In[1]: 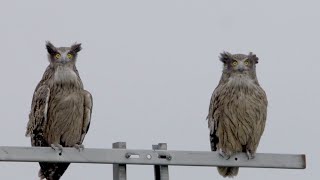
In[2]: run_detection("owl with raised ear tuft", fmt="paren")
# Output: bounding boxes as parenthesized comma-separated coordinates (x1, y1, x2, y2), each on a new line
(207, 52, 268, 177)
(26, 41, 93, 180)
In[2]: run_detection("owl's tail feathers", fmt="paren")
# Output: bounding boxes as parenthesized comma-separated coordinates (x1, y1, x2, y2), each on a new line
(217, 167, 239, 178)
(38, 162, 70, 180)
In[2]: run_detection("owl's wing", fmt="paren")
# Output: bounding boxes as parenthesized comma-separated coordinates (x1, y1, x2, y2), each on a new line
(26, 85, 50, 146)
(79, 90, 93, 144)
(207, 89, 220, 151)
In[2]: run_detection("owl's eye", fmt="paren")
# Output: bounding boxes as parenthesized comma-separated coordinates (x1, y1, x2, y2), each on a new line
(67, 53, 73, 59)
(54, 54, 61, 59)
(244, 60, 250, 65)
(232, 61, 238, 66)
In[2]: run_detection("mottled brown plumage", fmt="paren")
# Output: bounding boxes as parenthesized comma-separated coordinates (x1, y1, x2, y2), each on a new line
(26, 41, 92, 180)
(207, 52, 267, 177)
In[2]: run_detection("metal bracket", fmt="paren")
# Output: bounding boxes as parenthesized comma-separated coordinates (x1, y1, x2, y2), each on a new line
(153, 143, 169, 180)
(113, 142, 127, 180)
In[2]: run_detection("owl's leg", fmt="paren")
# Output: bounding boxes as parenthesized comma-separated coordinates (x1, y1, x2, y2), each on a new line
(245, 141, 257, 160)
(246, 133, 261, 159)
(246, 149, 255, 160)
(217, 129, 238, 160)
(218, 148, 232, 160)
(73, 143, 84, 151)
(51, 143, 63, 153)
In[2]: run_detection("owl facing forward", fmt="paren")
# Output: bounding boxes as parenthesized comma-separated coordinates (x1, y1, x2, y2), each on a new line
(26, 42, 93, 180)
(207, 52, 268, 177)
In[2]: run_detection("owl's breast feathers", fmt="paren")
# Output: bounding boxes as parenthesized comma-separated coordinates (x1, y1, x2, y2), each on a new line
(45, 91, 85, 146)
(209, 75, 267, 149)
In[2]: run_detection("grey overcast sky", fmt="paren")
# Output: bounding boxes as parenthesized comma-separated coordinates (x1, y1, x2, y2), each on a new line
(0, 0, 316, 179)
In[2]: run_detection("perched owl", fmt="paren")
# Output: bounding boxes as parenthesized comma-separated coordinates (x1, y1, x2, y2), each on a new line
(25, 41, 93, 180)
(207, 52, 268, 177)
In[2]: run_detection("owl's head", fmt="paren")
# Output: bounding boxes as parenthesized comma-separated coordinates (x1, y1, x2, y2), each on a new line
(219, 52, 258, 75)
(46, 41, 82, 66)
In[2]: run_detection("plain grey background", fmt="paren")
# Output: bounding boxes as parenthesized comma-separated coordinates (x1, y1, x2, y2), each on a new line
(0, 0, 316, 179)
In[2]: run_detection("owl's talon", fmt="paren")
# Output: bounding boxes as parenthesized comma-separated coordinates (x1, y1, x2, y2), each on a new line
(73, 144, 84, 151)
(51, 143, 63, 153)
(246, 149, 255, 160)
(219, 149, 231, 160)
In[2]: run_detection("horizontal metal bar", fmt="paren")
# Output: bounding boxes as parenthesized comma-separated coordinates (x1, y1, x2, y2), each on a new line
(0, 146, 306, 169)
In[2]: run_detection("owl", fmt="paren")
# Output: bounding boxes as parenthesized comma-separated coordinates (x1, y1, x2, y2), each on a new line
(207, 52, 268, 177)
(25, 41, 93, 180)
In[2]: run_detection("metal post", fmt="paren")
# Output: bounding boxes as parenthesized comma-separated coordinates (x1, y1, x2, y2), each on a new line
(113, 142, 127, 180)
(153, 143, 169, 180)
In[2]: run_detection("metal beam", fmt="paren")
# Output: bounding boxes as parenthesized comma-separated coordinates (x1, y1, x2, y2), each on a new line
(0, 146, 306, 169)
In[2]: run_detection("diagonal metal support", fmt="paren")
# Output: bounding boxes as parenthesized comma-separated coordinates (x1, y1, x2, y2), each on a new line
(153, 143, 169, 180)
(113, 142, 127, 180)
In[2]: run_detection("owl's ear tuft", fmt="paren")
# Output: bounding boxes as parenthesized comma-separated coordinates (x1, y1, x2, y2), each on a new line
(71, 43, 82, 53)
(248, 52, 259, 64)
(219, 52, 232, 63)
(45, 41, 57, 55)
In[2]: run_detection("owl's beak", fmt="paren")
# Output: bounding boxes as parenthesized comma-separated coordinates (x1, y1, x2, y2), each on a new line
(238, 68, 245, 73)
(237, 64, 246, 73)
(60, 59, 69, 64)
